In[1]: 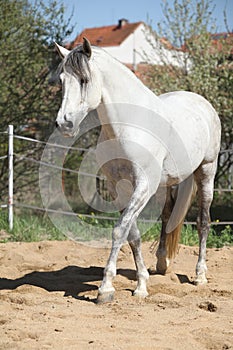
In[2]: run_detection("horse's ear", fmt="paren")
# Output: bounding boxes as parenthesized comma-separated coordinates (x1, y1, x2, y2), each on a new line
(83, 37, 92, 58)
(54, 42, 70, 59)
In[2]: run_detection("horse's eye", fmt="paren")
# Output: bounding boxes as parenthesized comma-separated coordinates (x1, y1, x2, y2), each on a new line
(80, 78, 88, 85)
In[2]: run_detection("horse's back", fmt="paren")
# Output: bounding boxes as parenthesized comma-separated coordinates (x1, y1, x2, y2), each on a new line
(159, 91, 221, 163)
(159, 91, 219, 126)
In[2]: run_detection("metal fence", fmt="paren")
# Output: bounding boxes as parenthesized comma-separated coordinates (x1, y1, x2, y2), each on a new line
(0, 125, 232, 231)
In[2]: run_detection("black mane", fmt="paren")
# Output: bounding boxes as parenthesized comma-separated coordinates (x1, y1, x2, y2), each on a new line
(64, 45, 91, 85)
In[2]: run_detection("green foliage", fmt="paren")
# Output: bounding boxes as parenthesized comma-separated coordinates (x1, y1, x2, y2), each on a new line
(141, 221, 232, 248)
(180, 225, 199, 246)
(181, 224, 233, 248)
(0, 0, 72, 132)
(157, 0, 216, 48)
(0, 0, 73, 202)
(141, 223, 161, 242)
(0, 211, 65, 242)
(0, 210, 231, 248)
(77, 212, 117, 229)
(207, 225, 233, 248)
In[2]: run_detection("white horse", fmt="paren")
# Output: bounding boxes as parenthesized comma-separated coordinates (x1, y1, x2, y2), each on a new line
(55, 38, 221, 303)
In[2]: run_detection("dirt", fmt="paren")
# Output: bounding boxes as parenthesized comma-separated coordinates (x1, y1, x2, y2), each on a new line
(0, 240, 232, 350)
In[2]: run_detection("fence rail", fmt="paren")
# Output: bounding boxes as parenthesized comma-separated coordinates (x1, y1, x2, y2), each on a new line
(0, 125, 232, 231)
(14, 153, 105, 180)
(13, 202, 233, 226)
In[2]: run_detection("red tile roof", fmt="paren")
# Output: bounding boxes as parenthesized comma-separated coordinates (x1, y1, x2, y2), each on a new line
(210, 32, 233, 54)
(182, 32, 233, 55)
(125, 63, 154, 83)
(70, 21, 143, 48)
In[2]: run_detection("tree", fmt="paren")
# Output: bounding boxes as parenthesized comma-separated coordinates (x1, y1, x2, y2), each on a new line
(0, 0, 73, 202)
(146, 0, 233, 189)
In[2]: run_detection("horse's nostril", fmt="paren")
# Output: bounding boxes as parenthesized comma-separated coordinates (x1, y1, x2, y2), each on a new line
(55, 121, 59, 128)
(64, 115, 73, 129)
(66, 120, 73, 129)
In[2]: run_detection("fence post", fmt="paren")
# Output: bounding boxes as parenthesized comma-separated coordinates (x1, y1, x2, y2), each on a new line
(8, 125, 14, 231)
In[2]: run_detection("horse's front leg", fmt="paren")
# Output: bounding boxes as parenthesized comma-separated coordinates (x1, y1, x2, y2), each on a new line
(97, 181, 150, 303)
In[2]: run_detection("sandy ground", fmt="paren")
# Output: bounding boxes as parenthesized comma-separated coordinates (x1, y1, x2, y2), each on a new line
(0, 240, 232, 350)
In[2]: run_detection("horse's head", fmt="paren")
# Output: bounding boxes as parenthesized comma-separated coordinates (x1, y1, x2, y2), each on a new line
(55, 38, 102, 137)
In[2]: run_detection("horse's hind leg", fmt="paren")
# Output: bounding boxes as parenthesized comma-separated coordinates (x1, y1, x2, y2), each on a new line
(128, 221, 149, 298)
(155, 186, 180, 274)
(154, 175, 195, 275)
(194, 160, 217, 285)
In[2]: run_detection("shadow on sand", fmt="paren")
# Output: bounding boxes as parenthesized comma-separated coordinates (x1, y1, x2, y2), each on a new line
(0, 265, 138, 303)
(0, 265, 193, 304)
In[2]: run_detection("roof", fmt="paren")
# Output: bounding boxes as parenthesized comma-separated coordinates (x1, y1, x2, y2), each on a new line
(210, 32, 233, 54)
(70, 20, 143, 48)
(182, 32, 233, 55)
(125, 63, 154, 83)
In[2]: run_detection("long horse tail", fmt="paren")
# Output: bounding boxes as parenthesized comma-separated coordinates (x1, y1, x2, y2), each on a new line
(165, 175, 197, 259)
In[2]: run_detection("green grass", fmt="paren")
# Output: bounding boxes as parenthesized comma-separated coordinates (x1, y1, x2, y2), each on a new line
(0, 210, 232, 248)
(141, 222, 233, 248)
(0, 211, 66, 242)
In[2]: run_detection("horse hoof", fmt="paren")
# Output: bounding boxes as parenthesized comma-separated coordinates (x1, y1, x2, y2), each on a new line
(155, 258, 171, 275)
(148, 264, 157, 275)
(133, 289, 148, 299)
(96, 291, 115, 304)
(149, 263, 168, 275)
(194, 275, 208, 286)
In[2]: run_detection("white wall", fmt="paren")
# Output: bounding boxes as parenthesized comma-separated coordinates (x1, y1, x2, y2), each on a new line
(103, 23, 186, 68)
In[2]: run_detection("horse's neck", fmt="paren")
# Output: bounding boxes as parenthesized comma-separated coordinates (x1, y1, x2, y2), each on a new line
(94, 49, 164, 143)
(94, 49, 161, 109)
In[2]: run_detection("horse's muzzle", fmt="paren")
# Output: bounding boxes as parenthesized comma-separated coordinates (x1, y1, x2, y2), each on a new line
(55, 119, 76, 137)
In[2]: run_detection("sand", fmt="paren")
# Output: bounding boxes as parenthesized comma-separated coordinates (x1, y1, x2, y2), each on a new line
(0, 240, 232, 349)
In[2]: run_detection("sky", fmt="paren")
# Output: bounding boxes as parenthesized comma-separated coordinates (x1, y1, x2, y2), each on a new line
(43, 0, 233, 41)
(34, 0, 233, 41)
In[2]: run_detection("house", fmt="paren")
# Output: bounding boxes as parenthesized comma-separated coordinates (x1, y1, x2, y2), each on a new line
(182, 32, 233, 58)
(210, 32, 233, 60)
(70, 19, 185, 69)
